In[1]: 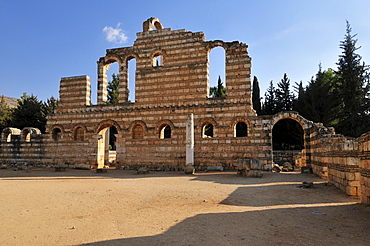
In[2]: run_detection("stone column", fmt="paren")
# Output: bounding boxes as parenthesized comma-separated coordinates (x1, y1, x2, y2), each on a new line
(185, 113, 195, 174)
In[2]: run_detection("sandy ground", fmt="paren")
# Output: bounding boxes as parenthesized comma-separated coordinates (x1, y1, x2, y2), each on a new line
(0, 168, 369, 246)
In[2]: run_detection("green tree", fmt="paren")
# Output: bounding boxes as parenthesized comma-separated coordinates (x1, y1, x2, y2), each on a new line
(261, 80, 277, 115)
(275, 73, 294, 112)
(42, 96, 59, 116)
(107, 73, 119, 104)
(0, 96, 12, 132)
(335, 21, 370, 137)
(210, 76, 226, 98)
(7, 93, 46, 132)
(252, 76, 262, 115)
(304, 69, 339, 126)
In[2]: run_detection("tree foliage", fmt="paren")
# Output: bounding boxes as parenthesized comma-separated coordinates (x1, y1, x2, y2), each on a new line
(0, 96, 12, 132)
(275, 73, 294, 112)
(261, 81, 277, 115)
(107, 73, 119, 104)
(4, 93, 58, 133)
(334, 21, 370, 137)
(210, 76, 226, 98)
(252, 76, 262, 115)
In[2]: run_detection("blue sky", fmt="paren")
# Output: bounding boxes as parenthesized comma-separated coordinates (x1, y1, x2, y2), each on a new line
(1, 0, 370, 103)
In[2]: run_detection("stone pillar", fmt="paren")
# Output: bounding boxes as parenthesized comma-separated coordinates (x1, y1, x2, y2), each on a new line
(185, 114, 195, 174)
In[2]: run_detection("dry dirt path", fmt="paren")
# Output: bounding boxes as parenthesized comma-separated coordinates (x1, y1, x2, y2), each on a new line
(0, 168, 369, 246)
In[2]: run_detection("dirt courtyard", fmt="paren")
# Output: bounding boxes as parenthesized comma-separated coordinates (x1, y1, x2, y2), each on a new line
(0, 168, 369, 246)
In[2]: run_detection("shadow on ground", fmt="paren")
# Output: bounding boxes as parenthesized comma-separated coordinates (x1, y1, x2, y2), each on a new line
(79, 203, 370, 246)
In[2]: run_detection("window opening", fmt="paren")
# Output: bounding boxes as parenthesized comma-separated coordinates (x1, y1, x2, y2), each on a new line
(203, 124, 214, 138)
(235, 122, 248, 137)
(153, 54, 163, 67)
(160, 125, 171, 139)
(106, 62, 119, 104)
(209, 46, 226, 97)
(128, 58, 136, 102)
(52, 128, 62, 141)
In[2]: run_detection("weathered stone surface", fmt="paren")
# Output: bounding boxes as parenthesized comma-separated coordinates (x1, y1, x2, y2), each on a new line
(137, 167, 149, 174)
(206, 166, 224, 172)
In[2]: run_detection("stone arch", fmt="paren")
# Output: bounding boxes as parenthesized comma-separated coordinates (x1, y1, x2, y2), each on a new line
(2, 127, 21, 142)
(21, 127, 41, 142)
(198, 117, 217, 138)
(72, 124, 87, 141)
(143, 17, 163, 31)
(270, 111, 314, 167)
(96, 119, 122, 134)
(129, 120, 148, 139)
(231, 117, 251, 137)
(156, 120, 175, 139)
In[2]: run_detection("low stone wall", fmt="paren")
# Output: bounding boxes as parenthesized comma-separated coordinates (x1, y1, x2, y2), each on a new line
(359, 132, 370, 205)
(0, 134, 44, 165)
(310, 127, 360, 197)
(273, 150, 302, 166)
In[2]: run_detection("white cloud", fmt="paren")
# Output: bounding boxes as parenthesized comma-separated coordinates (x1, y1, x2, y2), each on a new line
(103, 23, 128, 44)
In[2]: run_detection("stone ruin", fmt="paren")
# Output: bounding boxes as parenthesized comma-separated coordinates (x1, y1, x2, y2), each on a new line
(0, 17, 369, 205)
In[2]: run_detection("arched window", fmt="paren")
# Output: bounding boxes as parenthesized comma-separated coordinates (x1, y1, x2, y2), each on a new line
(160, 125, 171, 139)
(132, 124, 144, 139)
(153, 53, 163, 67)
(235, 122, 248, 137)
(203, 124, 214, 138)
(209, 46, 226, 98)
(74, 127, 85, 141)
(128, 57, 136, 102)
(52, 128, 62, 141)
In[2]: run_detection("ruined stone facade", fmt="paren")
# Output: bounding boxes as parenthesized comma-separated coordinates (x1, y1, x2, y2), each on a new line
(1, 18, 369, 205)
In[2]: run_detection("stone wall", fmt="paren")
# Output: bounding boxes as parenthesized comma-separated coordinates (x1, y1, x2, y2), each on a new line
(310, 125, 360, 197)
(359, 132, 370, 204)
(0, 127, 44, 165)
(273, 150, 303, 166)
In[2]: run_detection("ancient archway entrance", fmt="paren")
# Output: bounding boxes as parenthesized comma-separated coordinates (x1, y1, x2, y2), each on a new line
(97, 123, 119, 168)
(271, 116, 305, 168)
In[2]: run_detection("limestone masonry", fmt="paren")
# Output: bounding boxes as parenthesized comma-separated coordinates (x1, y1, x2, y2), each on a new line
(1, 18, 369, 205)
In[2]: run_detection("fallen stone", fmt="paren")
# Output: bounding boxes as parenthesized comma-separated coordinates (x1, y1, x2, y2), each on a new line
(74, 164, 91, 170)
(301, 181, 314, 188)
(137, 167, 149, 174)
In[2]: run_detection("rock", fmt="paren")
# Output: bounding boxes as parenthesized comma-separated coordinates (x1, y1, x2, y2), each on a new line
(272, 165, 282, 173)
(282, 162, 294, 172)
(74, 164, 91, 170)
(206, 166, 224, 172)
(137, 167, 149, 174)
(301, 181, 314, 188)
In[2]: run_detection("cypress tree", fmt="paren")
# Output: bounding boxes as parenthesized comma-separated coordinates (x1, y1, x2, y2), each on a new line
(261, 80, 277, 115)
(335, 21, 370, 137)
(252, 76, 262, 115)
(276, 73, 294, 112)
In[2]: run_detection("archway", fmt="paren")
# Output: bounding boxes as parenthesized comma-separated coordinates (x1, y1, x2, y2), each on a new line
(272, 118, 304, 167)
(97, 123, 119, 168)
